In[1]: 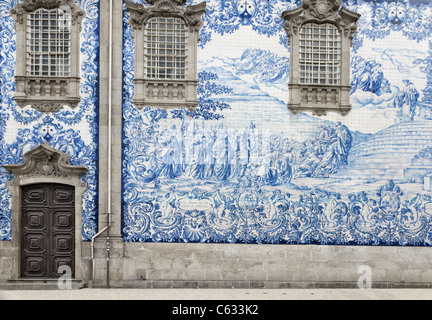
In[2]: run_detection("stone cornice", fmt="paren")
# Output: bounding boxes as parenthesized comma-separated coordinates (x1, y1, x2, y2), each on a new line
(10, 0, 85, 26)
(282, 0, 360, 45)
(125, 0, 206, 32)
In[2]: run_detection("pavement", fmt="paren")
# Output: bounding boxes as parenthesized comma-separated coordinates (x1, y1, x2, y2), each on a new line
(1, 288, 432, 300)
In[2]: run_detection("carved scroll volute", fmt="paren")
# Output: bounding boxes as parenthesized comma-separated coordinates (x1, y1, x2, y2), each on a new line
(125, 0, 206, 33)
(125, 0, 151, 30)
(10, 0, 85, 26)
(184, 2, 206, 33)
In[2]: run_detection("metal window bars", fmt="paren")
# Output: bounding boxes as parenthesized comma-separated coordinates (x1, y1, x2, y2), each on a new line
(299, 23, 341, 86)
(26, 8, 71, 77)
(144, 17, 188, 80)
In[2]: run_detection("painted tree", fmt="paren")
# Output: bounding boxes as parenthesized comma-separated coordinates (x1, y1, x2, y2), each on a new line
(171, 71, 233, 120)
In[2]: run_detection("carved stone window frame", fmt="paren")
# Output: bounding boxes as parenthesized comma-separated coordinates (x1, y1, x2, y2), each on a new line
(125, 0, 206, 110)
(10, 0, 85, 113)
(282, 0, 360, 116)
(2, 143, 88, 280)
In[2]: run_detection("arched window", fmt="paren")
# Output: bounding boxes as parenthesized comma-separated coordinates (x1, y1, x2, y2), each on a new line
(27, 8, 72, 77)
(145, 17, 188, 80)
(299, 23, 341, 86)
(126, 0, 206, 111)
(282, 0, 360, 116)
(10, 0, 84, 112)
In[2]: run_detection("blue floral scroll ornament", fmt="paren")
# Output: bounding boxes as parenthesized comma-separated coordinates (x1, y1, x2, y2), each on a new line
(0, 0, 100, 241)
(198, 0, 300, 47)
(122, 176, 432, 246)
(347, 0, 432, 42)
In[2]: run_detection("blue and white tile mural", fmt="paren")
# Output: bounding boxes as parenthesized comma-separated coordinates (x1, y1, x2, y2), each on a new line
(1, 0, 432, 246)
(0, 0, 100, 241)
(122, 0, 432, 246)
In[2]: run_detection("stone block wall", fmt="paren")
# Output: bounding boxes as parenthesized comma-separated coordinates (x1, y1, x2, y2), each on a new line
(88, 241, 432, 288)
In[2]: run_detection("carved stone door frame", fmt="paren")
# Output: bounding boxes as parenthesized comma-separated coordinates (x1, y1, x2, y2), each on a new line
(3, 143, 88, 280)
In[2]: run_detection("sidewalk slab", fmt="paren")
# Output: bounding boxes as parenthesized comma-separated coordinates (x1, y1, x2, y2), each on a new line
(1, 288, 432, 300)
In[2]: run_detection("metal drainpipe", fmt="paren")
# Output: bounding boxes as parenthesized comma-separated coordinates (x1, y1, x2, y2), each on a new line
(106, 0, 113, 290)
(89, 226, 107, 288)
(89, 0, 113, 289)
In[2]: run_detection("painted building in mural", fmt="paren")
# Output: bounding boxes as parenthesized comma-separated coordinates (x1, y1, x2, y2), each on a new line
(0, 0, 432, 287)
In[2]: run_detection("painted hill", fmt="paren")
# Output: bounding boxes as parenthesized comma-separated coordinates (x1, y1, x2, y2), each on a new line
(200, 64, 331, 140)
(335, 121, 432, 180)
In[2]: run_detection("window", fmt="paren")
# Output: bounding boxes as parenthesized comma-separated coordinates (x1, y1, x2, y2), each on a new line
(299, 23, 341, 85)
(282, 0, 360, 116)
(145, 17, 187, 80)
(27, 8, 71, 77)
(126, 0, 206, 110)
(10, 0, 85, 113)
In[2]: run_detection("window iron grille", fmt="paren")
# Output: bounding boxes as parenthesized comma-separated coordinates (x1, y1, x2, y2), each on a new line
(299, 23, 341, 86)
(26, 8, 71, 77)
(144, 17, 188, 80)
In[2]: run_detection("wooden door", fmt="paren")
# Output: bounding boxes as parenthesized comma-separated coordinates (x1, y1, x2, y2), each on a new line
(21, 183, 75, 278)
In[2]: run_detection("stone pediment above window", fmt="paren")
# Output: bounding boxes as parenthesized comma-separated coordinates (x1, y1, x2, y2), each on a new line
(283, 0, 359, 45)
(282, 0, 360, 116)
(10, 0, 85, 25)
(10, 0, 85, 112)
(125, 0, 206, 111)
(127, 0, 206, 32)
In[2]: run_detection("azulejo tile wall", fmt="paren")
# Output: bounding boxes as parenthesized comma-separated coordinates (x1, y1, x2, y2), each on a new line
(121, 0, 432, 246)
(0, 0, 100, 241)
(1, 0, 431, 246)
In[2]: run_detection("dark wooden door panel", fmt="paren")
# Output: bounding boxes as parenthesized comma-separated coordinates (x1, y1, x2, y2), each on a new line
(21, 184, 75, 278)
(52, 187, 75, 207)
(22, 232, 47, 253)
(50, 256, 75, 278)
(22, 256, 47, 278)
(22, 186, 48, 207)
(51, 209, 75, 231)
(51, 233, 75, 255)
(22, 208, 46, 230)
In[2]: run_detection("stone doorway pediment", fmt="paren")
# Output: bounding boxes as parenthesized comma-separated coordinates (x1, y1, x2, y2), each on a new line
(2, 142, 88, 281)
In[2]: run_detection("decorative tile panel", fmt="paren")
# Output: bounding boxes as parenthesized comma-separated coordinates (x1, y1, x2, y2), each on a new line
(121, 0, 432, 246)
(0, 0, 100, 241)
